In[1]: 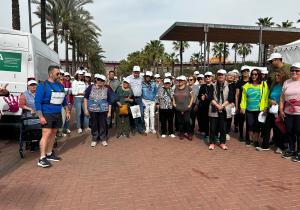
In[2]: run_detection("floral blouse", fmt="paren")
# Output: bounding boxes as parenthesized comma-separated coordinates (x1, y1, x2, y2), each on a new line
(155, 87, 174, 109)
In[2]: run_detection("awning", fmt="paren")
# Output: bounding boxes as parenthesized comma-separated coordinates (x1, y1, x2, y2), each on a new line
(160, 22, 300, 45)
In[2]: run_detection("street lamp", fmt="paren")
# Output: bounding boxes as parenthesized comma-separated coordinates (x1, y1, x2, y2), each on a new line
(28, 0, 32, 33)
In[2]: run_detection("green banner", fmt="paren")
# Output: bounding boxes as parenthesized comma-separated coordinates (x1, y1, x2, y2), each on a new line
(0, 51, 22, 72)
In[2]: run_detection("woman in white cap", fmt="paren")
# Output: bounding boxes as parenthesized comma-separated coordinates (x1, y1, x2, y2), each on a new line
(84, 74, 115, 147)
(154, 74, 162, 88)
(155, 78, 176, 138)
(208, 69, 234, 150)
(19, 79, 39, 151)
(115, 78, 134, 138)
(197, 72, 214, 141)
(240, 68, 269, 148)
(62, 72, 73, 134)
(280, 63, 300, 162)
(73, 70, 89, 133)
(173, 75, 193, 140)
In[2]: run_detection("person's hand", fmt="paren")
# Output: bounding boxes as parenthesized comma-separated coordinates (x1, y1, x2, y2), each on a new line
(39, 116, 47, 125)
(201, 95, 206, 101)
(156, 105, 160, 110)
(216, 104, 223, 111)
(117, 102, 122, 107)
(66, 111, 71, 121)
(240, 109, 245, 114)
(280, 111, 285, 119)
(188, 104, 192, 109)
(270, 100, 277, 106)
(84, 110, 90, 116)
(107, 112, 111, 118)
(194, 105, 198, 112)
(30, 109, 36, 115)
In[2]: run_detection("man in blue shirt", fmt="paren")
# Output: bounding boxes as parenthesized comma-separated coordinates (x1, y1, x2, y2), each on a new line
(35, 65, 70, 168)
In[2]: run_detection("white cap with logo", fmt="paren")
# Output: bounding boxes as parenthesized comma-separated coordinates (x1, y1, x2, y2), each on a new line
(163, 78, 171, 83)
(291, 62, 300, 68)
(165, 72, 172, 78)
(145, 71, 153, 77)
(85, 72, 91, 77)
(94, 74, 106, 81)
(194, 71, 200, 76)
(76, 70, 84, 75)
(133, 66, 141, 72)
(267, 53, 282, 62)
(197, 74, 204, 78)
(154, 74, 160, 78)
(28, 80, 37, 86)
(217, 69, 227, 75)
(204, 71, 213, 76)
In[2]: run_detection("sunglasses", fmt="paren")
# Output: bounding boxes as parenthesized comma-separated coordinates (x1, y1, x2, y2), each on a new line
(290, 69, 300, 72)
(205, 75, 211, 78)
(251, 73, 258, 76)
(217, 74, 225, 76)
(96, 78, 104, 81)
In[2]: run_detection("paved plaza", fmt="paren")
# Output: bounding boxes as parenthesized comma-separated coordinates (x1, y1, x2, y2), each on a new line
(1, 131, 300, 210)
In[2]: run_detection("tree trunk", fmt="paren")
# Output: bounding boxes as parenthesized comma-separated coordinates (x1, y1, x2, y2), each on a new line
(234, 49, 237, 66)
(12, 0, 20, 30)
(219, 55, 222, 68)
(53, 25, 58, 53)
(180, 41, 183, 75)
(172, 63, 175, 75)
(76, 40, 80, 70)
(65, 32, 69, 73)
(40, 0, 46, 43)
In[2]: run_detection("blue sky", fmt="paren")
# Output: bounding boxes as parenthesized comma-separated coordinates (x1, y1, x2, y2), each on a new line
(1, 0, 300, 62)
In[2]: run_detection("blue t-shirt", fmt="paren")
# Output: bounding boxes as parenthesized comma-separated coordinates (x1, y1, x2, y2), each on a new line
(35, 80, 67, 114)
(246, 85, 261, 111)
(269, 84, 282, 104)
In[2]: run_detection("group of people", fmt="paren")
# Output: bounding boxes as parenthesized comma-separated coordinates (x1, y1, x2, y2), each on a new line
(18, 52, 300, 168)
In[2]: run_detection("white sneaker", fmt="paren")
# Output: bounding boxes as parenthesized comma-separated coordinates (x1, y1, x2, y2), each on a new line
(91, 141, 97, 147)
(145, 129, 150, 134)
(161, 134, 166, 138)
(102, 141, 108, 147)
(150, 129, 156, 134)
(66, 129, 71, 134)
(226, 134, 230, 141)
(85, 128, 91, 132)
(169, 134, 176, 138)
(275, 148, 283, 154)
(77, 128, 83, 134)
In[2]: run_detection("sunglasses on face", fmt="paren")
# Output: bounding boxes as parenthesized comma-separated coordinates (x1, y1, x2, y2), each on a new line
(205, 76, 211, 78)
(251, 73, 258, 76)
(217, 74, 225, 76)
(290, 69, 300, 72)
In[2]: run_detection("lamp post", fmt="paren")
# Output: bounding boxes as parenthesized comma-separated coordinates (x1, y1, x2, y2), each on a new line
(28, 0, 32, 33)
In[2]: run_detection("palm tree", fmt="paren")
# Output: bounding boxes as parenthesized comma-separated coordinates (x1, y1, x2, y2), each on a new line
(256, 17, 275, 66)
(211, 42, 229, 67)
(144, 40, 165, 73)
(276, 20, 294, 28)
(232, 43, 240, 65)
(237, 44, 253, 64)
(173, 41, 189, 74)
(12, 0, 20, 30)
(190, 53, 201, 70)
(40, 0, 46, 43)
(256, 17, 275, 27)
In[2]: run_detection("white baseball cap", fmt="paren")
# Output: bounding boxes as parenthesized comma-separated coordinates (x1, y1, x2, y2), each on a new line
(204, 71, 213, 76)
(94, 74, 106, 81)
(241, 66, 250, 71)
(60, 69, 65, 74)
(28, 80, 37, 86)
(217, 69, 227, 75)
(123, 77, 130, 83)
(154, 74, 160, 78)
(291, 62, 300, 68)
(267, 53, 282, 62)
(178, 75, 187, 81)
(133, 66, 141, 72)
(260, 67, 268, 74)
(82, 70, 87, 75)
(194, 71, 200, 76)
(232, 69, 240, 75)
(140, 72, 145, 77)
(165, 72, 172, 78)
(145, 71, 153, 77)
(163, 78, 172, 84)
(197, 74, 204, 78)
(85, 72, 91, 77)
(64, 72, 70, 76)
(76, 70, 84, 75)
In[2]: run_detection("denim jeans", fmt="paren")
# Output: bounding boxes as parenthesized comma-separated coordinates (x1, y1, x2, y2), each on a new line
(74, 97, 89, 129)
(133, 96, 145, 133)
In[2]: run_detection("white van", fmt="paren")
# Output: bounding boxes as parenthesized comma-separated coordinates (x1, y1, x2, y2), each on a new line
(0, 28, 59, 121)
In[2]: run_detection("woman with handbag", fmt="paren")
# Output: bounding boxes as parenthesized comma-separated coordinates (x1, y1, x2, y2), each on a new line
(115, 78, 134, 138)
(280, 63, 300, 162)
(84, 74, 115, 147)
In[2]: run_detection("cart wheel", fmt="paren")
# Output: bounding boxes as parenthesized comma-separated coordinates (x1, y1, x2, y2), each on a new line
(19, 150, 24, 158)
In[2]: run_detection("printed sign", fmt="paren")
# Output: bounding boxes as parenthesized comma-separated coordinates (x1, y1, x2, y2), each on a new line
(0, 51, 22, 72)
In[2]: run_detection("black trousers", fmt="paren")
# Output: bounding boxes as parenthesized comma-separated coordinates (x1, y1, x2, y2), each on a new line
(175, 110, 191, 135)
(190, 104, 197, 134)
(197, 103, 209, 136)
(226, 118, 232, 134)
(210, 113, 226, 144)
(261, 113, 285, 149)
(159, 109, 174, 135)
(90, 112, 108, 142)
(238, 112, 249, 140)
(285, 114, 300, 152)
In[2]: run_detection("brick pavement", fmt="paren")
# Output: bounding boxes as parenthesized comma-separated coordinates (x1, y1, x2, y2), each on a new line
(1, 131, 300, 210)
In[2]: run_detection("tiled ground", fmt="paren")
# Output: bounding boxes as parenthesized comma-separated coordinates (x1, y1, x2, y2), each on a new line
(1, 130, 300, 210)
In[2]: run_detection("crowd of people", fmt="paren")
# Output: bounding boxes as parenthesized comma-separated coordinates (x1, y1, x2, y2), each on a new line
(18, 52, 300, 168)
